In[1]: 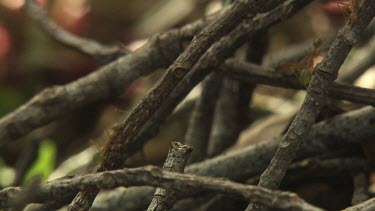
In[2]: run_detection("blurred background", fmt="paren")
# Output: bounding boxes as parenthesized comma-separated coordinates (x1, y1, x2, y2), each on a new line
(0, 0, 372, 199)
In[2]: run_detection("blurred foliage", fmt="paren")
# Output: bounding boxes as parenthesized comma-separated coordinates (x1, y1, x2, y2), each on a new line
(23, 140, 56, 184)
(0, 158, 15, 187)
(0, 85, 24, 117)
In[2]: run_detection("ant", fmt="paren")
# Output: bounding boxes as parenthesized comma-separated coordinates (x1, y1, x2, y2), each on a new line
(337, 0, 358, 24)
(276, 39, 329, 87)
(90, 130, 116, 162)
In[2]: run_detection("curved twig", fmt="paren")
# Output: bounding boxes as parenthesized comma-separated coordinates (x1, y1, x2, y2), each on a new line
(24, 0, 128, 62)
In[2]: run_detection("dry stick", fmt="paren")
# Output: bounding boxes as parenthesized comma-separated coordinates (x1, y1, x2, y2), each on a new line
(68, 1, 275, 210)
(200, 157, 368, 211)
(130, 0, 313, 168)
(339, 34, 375, 84)
(247, 157, 369, 185)
(24, 0, 128, 62)
(246, 1, 375, 210)
(223, 59, 375, 106)
(351, 172, 370, 205)
(91, 106, 375, 211)
(147, 141, 192, 211)
(0, 166, 323, 211)
(344, 197, 375, 211)
(208, 30, 267, 157)
(0, 13, 211, 147)
(185, 73, 222, 164)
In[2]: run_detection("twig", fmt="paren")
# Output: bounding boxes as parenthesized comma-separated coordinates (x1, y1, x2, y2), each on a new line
(338, 35, 375, 84)
(0, 12, 211, 146)
(248, 157, 369, 185)
(0, 166, 323, 211)
(351, 172, 370, 205)
(147, 141, 192, 211)
(185, 73, 222, 164)
(344, 197, 375, 211)
(223, 59, 375, 106)
(91, 106, 375, 210)
(24, 0, 128, 62)
(208, 30, 267, 157)
(68, 1, 280, 209)
(247, 1, 375, 208)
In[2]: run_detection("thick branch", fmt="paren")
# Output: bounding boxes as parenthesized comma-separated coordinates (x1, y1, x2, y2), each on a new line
(223, 59, 375, 106)
(147, 142, 192, 211)
(24, 0, 128, 62)
(0, 166, 322, 211)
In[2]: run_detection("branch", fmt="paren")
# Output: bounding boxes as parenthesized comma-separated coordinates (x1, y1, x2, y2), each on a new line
(24, 0, 128, 62)
(0, 166, 323, 211)
(147, 142, 192, 211)
(0, 11, 211, 146)
(223, 59, 375, 106)
(208, 30, 267, 157)
(91, 105, 375, 210)
(351, 172, 370, 205)
(344, 197, 375, 211)
(247, 1, 375, 208)
(185, 73, 222, 164)
(69, 0, 280, 209)
(338, 34, 375, 84)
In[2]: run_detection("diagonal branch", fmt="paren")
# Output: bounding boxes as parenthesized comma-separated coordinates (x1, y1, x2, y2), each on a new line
(338, 34, 375, 84)
(124, 0, 314, 167)
(0, 166, 322, 211)
(344, 197, 375, 211)
(24, 0, 128, 62)
(246, 0, 375, 209)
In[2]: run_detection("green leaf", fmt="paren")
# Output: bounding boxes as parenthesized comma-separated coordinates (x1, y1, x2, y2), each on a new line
(23, 140, 56, 185)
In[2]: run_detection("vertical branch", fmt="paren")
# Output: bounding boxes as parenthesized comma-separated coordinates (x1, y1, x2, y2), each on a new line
(147, 141, 192, 211)
(185, 73, 223, 164)
(351, 172, 370, 205)
(208, 30, 267, 157)
(246, 0, 375, 210)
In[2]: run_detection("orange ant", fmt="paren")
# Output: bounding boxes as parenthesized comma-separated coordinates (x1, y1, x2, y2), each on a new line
(337, 0, 358, 24)
(276, 39, 329, 87)
(90, 130, 116, 161)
